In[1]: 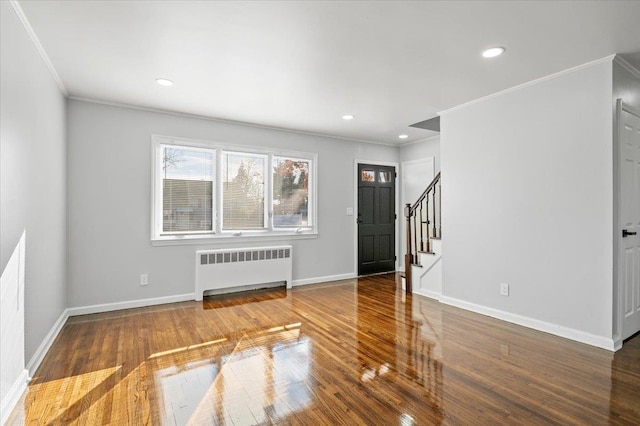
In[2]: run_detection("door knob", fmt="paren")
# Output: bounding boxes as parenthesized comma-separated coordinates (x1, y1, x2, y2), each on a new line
(622, 229, 637, 237)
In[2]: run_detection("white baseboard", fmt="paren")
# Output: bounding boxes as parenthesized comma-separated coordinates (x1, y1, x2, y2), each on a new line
(64, 274, 360, 317)
(67, 293, 195, 317)
(26, 308, 69, 376)
(439, 295, 617, 351)
(413, 288, 441, 301)
(1, 368, 29, 425)
(292, 272, 357, 287)
(613, 336, 623, 351)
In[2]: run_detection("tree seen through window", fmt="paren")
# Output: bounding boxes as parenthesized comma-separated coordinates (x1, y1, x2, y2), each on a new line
(273, 157, 309, 227)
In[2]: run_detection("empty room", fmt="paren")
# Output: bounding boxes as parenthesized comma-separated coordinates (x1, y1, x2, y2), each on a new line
(2, 0, 640, 424)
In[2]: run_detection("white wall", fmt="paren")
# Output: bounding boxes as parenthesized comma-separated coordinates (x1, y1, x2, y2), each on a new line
(66, 100, 398, 307)
(0, 1, 67, 366)
(440, 60, 614, 344)
(399, 136, 441, 173)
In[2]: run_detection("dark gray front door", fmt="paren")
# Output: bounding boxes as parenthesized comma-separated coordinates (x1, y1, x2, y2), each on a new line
(358, 163, 395, 275)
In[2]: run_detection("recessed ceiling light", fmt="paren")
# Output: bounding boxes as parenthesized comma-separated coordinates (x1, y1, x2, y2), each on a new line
(399, 134, 409, 139)
(342, 115, 355, 120)
(482, 47, 505, 58)
(155, 78, 174, 86)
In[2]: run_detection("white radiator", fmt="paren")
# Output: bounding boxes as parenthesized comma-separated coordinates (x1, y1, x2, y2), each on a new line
(194, 245, 292, 301)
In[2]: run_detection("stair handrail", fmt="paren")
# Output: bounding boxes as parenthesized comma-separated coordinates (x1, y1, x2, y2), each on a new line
(404, 172, 441, 293)
(409, 172, 441, 214)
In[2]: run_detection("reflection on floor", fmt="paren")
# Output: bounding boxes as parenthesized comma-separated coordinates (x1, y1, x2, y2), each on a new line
(157, 325, 310, 425)
(6, 273, 640, 424)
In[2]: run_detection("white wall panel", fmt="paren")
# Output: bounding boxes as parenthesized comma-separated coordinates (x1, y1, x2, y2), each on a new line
(66, 100, 398, 307)
(440, 60, 613, 339)
(0, 1, 67, 365)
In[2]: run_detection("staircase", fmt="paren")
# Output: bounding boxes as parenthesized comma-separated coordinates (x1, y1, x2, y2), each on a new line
(403, 172, 441, 297)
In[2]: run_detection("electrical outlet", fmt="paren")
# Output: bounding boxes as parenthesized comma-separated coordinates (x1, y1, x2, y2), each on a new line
(140, 274, 148, 286)
(500, 283, 509, 296)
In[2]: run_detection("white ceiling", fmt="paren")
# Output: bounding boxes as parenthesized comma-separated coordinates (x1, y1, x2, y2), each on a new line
(17, 1, 640, 145)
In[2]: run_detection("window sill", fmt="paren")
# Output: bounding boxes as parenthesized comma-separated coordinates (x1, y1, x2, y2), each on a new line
(151, 231, 318, 247)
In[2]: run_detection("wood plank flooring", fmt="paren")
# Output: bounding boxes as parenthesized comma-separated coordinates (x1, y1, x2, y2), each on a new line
(7, 273, 640, 425)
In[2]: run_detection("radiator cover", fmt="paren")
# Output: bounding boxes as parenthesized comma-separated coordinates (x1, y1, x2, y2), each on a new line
(195, 245, 292, 301)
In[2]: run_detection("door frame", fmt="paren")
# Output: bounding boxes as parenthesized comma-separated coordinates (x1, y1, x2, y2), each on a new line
(614, 99, 640, 349)
(353, 159, 400, 277)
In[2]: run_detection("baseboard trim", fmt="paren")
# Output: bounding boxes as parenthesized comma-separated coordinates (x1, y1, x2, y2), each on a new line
(439, 295, 617, 351)
(613, 338, 622, 351)
(413, 289, 442, 301)
(64, 274, 361, 316)
(613, 336, 623, 351)
(0, 368, 29, 425)
(67, 293, 196, 317)
(26, 308, 69, 376)
(292, 272, 357, 287)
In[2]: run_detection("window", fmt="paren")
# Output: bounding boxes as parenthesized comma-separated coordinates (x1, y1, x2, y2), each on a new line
(361, 169, 375, 182)
(160, 145, 214, 234)
(152, 136, 317, 243)
(273, 156, 311, 228)
(222, 151, 266, 230)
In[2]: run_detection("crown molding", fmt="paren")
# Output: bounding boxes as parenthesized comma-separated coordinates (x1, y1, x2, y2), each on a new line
(68, 96, 402, 147)
(439, 55, 616, 116)
(614, 55, 640, 80)
(398, 134, 440, 147)
(9, 0, 68, 96)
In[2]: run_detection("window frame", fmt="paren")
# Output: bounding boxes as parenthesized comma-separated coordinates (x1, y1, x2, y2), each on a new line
(151, 135, 318, 245)
(154, 142, 217, 238)
(221, 150, 269, 232)
(272, 155, 314, 230)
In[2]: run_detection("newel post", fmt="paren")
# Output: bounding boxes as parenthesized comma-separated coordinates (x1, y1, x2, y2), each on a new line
(404, 203, 412, 293)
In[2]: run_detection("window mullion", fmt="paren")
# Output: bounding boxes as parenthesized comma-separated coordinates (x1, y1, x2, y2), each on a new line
(267, 153, 274, 231)
(155, 143, 163, 237)
(215, 148, 222, 234)
(308, 159, 314, 228)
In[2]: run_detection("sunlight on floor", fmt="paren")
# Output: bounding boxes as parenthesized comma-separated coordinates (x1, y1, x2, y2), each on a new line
(18, 365, 122, 424)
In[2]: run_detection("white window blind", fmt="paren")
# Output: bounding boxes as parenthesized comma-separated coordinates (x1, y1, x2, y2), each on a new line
(161, 145, 214, 234)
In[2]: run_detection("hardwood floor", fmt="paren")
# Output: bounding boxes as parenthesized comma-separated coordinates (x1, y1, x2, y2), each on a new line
(7, 273, 640, 425)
